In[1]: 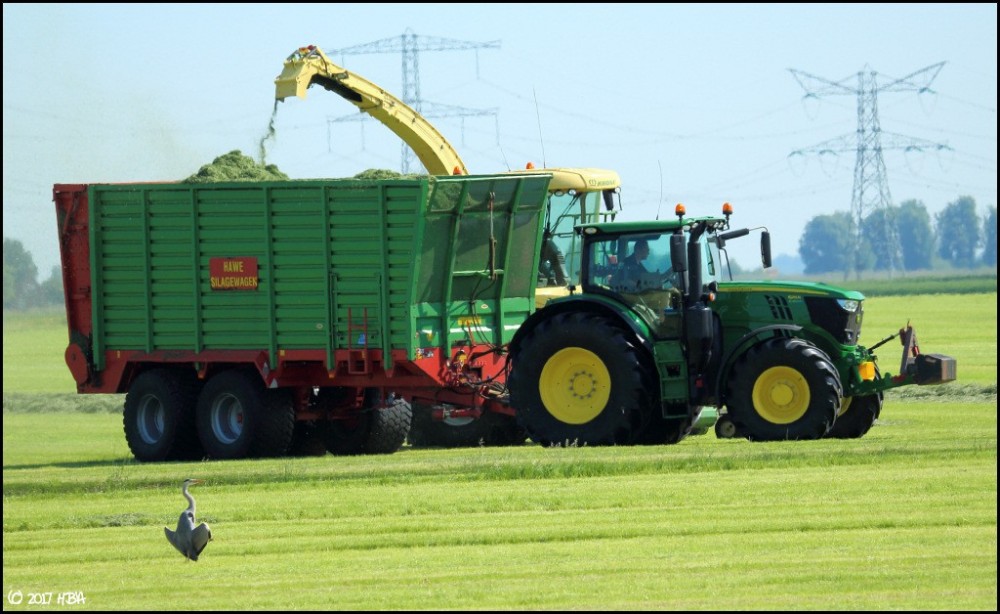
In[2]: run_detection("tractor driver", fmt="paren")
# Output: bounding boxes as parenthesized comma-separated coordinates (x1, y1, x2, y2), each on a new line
(614, 238, 674, 292)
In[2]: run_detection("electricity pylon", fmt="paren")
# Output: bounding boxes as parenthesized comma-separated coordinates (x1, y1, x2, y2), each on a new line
(326, 28, 500, 173)
(790, 62, 947, 278)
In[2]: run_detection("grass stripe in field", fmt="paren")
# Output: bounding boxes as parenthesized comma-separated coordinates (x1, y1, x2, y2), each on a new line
(3, 401, 996, 611)
(2, 459, 995, 610)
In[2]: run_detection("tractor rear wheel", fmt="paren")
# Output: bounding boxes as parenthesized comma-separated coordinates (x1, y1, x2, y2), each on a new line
(726, 338, 842, 441)
(509, 312, 652, 446)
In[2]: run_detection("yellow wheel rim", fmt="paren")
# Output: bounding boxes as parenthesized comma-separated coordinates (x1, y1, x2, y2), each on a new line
(539, 347, 611, 425)
(752, 366, 811, 424)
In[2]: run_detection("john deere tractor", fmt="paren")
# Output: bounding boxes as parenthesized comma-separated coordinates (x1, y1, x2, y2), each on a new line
(507, 204, 956, 445)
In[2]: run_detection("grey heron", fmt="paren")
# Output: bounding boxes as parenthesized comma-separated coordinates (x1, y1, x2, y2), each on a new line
(165, 478, 212, 561)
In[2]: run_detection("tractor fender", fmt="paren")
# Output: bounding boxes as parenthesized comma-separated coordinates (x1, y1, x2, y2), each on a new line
(509, 296, 653, 362)
(713, 324, 803, 403)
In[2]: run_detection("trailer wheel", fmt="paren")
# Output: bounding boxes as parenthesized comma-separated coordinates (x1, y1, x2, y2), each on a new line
(123, 368, 202, 462)
(509, 312, 651, 446)
(825, 392, 883, 439)
(254, 388, 296, 457)
(726, 337, 841, 441)
(365, 396, 412, 454)
(196, 369, 293, 459)
(326, 390, 411, 455)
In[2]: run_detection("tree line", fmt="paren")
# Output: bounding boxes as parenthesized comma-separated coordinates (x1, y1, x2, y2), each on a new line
(3, 239, 63, 310)
(799, 196, 997, 275)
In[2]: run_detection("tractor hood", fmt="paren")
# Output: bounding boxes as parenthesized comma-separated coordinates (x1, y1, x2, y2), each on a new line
(718, 280, 865, 301)
(714, 280, 866, 347)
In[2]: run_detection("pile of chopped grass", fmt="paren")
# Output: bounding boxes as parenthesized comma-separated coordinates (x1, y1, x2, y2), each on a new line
(184, 150, 289, 183)
(352, 168, 423, 180)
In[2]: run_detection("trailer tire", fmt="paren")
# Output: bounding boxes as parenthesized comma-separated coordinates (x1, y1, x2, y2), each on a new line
(253, 389, 296, 457)
(825, 392, 883, 439)
(726, 337, 841, 441)
(196, 369, 280, 460)
(123, 368, 202, 462)
(365, 396, 412, 454)
(509, 312, 651, 446)
(325, 390, 410, 455)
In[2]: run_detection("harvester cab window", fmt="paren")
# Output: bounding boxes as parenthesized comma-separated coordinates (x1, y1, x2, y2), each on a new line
(545, 191, 592, 287)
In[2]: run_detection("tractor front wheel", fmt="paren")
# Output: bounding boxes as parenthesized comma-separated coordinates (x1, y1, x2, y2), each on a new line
(826, 392, 883, 439)
(726, 338, 842, 441)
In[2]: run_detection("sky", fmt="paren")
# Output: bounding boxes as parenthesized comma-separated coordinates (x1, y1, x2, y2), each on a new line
(3, 3, 997, 276)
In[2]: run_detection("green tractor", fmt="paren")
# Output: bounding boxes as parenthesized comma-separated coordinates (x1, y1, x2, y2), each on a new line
(507, 204, 956, 445)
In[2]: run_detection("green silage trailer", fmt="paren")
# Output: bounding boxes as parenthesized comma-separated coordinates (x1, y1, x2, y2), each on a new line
(54, 173, 552, 461)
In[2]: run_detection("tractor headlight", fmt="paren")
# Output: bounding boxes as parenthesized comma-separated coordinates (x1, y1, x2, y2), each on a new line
(837, 299, 860, 312)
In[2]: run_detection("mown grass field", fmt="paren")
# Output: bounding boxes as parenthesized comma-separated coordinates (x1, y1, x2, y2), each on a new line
(3, 292, 997, 610)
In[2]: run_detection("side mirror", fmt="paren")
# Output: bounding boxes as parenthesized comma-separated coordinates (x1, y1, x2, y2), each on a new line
(761, 231, 772, 269)
(670, 233, 687, 273)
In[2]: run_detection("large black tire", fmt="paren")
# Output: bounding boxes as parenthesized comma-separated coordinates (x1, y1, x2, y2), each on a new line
(408, 404, 526, 448)
(326, 390, 411, 455)
(365, 396, 412, 454)
(509, 312, 653, 446)
(825, 392, 883, 439)
(726, 337, 842, 441)
(123, 368, 203, 462)
(255, 388, 296, 457)
(195, 369, 294, 459)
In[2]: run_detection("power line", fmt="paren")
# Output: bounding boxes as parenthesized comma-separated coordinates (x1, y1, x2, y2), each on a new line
(325, 28, 500, 173)
(789, 63, 947, 278)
